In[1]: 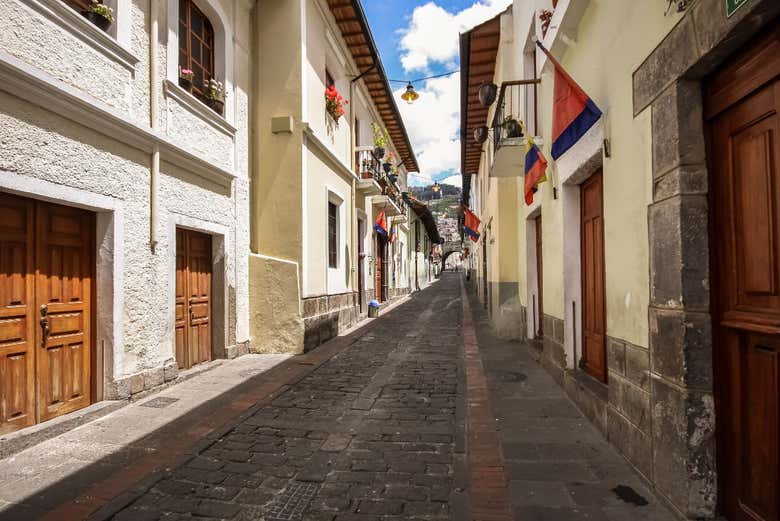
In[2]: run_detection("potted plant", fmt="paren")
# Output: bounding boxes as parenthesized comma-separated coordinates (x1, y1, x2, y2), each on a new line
(203, 78, 226, 115)
(372, 122, 388, 159)
(179, 67, 194, 92)
(503, 117, 523, 138)
(82, 0, 114, 32)
(539, 9, 553, 37)
(325, 84, 348, 124)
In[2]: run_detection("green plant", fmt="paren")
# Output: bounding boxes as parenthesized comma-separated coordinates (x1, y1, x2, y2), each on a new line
(204, 79, 226, 102)
(371, 122, 389, 148)
(88, 0, 114, 22)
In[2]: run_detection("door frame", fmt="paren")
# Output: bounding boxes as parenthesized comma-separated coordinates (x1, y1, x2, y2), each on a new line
(0, 172, 121, 403)
(169, 215, 228, 364)
(525, 207, 543, 339)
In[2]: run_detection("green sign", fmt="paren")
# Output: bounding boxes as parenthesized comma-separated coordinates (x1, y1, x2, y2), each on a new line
(726, 0, 748, 17)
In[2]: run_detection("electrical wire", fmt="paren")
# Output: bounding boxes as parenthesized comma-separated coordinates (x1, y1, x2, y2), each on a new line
(387, 70, 460, 83)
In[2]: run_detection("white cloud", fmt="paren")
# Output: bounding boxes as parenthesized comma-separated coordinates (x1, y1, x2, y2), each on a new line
(440, 174, 462, 189)
(399, 0, 511, 73)
(395, 1, 510, 188)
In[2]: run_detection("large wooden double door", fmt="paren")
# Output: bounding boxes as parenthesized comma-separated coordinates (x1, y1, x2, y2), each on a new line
(175, 229, 212, 370)
(581, 170, 607, 382)
(0, 193, 94, 434)
(708, 21, 780, 521)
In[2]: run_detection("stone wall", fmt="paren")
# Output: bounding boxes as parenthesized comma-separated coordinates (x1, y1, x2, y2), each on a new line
(302, 292, 359, 352)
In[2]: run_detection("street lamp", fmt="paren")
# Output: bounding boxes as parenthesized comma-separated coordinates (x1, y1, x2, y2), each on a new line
(401, 82, 419, 105)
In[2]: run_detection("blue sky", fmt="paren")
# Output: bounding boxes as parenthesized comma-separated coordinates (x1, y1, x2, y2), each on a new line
(362, 0, 512, 187)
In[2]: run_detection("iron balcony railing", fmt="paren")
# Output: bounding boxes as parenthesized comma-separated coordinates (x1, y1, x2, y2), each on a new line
(356, 146, 382, 181)
(490, 79, 541, 152)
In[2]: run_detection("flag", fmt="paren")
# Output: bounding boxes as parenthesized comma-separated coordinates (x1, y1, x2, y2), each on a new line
(536, 41, 602, 160)
(374, 211, 388, 237)
(524, 135, 548, 205)
(463, 207, 481, 243)
(389, 225, 397, 243)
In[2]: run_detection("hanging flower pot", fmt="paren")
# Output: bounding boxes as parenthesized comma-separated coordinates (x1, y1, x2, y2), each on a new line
(374, 146, 385, 160)
(82, 10, 112, 32)
(504, 118, 523, 138)
(383, 162, 392, 174)
(474, 126, 489, 144)
(478, 83, 498, 107)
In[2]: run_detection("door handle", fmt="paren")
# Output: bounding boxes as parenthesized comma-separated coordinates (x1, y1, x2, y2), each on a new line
(39, 305, 49, 348)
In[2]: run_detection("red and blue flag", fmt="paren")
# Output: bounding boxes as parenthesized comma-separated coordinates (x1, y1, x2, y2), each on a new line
(536, 41, 602, 160)
(463, 208, 481, 243)
(374, 211, 388, 237)
(524, 135, 548, 205)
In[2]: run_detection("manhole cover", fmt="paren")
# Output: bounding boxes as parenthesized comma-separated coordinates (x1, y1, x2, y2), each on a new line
(266, 481, 320, 520)
(139, 396, 179, 409)
(501, 371, 527, 382)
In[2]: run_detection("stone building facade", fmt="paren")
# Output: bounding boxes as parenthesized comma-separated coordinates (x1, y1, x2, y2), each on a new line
(461, 0, 780, 518)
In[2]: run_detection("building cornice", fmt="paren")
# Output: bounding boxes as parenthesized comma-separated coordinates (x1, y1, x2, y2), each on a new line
(0, 51, 236, 188)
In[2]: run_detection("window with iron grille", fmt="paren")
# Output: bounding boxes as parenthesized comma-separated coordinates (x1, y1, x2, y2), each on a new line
(328, 202, 338, 268)
(179, 0, 214, 97)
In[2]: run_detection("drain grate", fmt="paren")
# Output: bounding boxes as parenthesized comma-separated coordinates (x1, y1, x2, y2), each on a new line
(266, 481, 320, 521)
(139, 396, 179, 409)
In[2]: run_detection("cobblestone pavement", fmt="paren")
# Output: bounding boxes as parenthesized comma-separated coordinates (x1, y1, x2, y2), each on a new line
(107, 277, 467, 521)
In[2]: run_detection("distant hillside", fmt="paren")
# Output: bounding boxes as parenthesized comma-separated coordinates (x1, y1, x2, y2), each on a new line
(410, 183, 461, 201)
(409, 184, 462, 221)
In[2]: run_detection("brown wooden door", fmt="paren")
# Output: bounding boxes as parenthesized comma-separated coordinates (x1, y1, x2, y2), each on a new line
(175, 229, 212, 370)
(708, 23, 780, 521)
(535, 215, 544, 337)
(375, 234, 384, 302)
(0, 194, 93, 434)
(581, 170, 606, 382)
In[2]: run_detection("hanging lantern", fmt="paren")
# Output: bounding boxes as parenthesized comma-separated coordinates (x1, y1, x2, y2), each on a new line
(401, 82, 419, 104)
(432, 181, 440, 193)
(478, 82, 498, 107)
(474, 126, 489, 144)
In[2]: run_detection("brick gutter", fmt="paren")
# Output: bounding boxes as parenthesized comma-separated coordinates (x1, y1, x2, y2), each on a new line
(460, 276, 512, 521)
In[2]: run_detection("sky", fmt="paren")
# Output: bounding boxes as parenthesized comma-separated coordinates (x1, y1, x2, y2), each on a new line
(363, 0, 512, 188)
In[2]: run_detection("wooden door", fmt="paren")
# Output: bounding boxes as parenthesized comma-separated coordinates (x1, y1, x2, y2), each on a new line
(358, 219, 364, 312)
(535, 215, 544, 337)
(581, 170, 606, 382)
(375, 234, 385, 302)
(0, 194, 93, 434)
(175, 229, 212, 370)
(708, 22, 780, 521)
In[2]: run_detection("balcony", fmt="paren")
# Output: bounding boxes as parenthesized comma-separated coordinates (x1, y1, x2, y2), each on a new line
(373, 177, 405, 217)
(489, 80, 541, 178)
(355, 146, 382, 195)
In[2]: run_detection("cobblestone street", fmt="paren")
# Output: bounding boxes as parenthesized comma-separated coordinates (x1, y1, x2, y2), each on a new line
(0, 274, 675, 521)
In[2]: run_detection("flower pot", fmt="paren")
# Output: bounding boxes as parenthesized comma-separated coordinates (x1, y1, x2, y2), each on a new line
(504, 119, 523, 138)
(82, 11, 112, 32)
(478, 83, 498, 107)
(373, 147, 385, 160)
(383, 162, 392, 174)
(179, 78, 193, 93)
(388, 174, 398, 184)
(205, 98, 225, 116)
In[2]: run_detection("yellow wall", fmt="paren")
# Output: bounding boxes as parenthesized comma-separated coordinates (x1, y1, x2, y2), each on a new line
(523, 0, 681, 346)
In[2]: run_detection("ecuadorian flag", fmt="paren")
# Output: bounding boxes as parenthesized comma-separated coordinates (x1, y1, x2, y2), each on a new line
(463, 207, 481, 243)
(374, 211, 388, 237)
(524, 136, 548, 205)
(536, 41, 602, 160)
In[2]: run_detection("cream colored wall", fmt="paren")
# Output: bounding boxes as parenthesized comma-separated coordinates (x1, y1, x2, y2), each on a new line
(512, 0, 682, 346)
(302, 146, 354, 296)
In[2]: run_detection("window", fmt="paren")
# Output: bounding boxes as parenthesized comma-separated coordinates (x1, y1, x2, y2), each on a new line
(328, 202, 338, 268)
(179, 0, 214, 97)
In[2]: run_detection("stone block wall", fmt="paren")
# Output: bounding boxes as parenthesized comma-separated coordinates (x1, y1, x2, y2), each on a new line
(302, 292, 359, 352)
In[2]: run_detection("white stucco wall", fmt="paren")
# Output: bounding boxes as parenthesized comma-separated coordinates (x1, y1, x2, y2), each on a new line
(0, 0, 252, 393)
